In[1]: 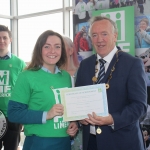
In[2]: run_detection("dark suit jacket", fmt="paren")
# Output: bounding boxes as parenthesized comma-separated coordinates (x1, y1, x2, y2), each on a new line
(75, 50, 147, 150)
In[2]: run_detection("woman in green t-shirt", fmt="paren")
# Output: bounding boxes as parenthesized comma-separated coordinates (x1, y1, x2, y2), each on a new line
(8, 30, 78, 150)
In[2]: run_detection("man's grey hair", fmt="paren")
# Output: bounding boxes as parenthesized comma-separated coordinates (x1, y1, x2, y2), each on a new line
(88, 16, 118, 36)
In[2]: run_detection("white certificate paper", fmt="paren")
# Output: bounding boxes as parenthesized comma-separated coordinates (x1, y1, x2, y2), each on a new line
(53, 84, 109, 122)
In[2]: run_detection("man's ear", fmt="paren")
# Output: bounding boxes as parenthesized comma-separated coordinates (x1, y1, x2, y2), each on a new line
(10, 38, 12, 43)
(114, 33, 118, 42)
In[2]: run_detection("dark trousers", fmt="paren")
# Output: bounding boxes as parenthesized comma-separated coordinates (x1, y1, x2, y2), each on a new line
(87, 134, 98, 150)
(0, 118, 21, 150)
(138, 4, 144, 13)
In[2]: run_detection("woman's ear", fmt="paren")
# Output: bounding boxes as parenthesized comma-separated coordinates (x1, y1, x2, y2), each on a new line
(69, 47, 74, 56)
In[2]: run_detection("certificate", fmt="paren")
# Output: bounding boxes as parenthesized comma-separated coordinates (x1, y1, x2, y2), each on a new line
(53, 84, 109, 122)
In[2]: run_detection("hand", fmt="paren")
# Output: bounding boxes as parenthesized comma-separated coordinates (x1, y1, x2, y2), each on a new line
(87, 112, 114, 126)
(139, 28, 144, 34)
(79, 119, 89, 125)
(67, 122, 78, 137)
(46, 104, 64, 120)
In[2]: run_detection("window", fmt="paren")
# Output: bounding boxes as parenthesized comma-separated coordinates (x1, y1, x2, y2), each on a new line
(0, 18, 10, 28)
(0, 0, 10, 15)
(18, 13, 63, 62)
(18, 0, 63, 15)
(70, 10, 73, 41)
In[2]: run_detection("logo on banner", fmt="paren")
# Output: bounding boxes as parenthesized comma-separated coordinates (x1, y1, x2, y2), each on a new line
(0, 71, 11, 97)
(0, 110, 7, 139)
(53, 89, 69, 130)
(101, 11, 130, 52)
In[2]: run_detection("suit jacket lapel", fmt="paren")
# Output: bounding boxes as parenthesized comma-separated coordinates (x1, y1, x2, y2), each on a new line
(102, 50, 123, 83)
(89, 55, 97, 85)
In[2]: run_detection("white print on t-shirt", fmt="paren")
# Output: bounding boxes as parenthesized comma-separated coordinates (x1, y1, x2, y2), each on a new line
(0, 71, 11, 97)
(52, 89, 69, 129)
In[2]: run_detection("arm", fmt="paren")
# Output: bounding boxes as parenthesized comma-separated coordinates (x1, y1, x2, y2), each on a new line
(112, 58, 147, 130)
(8, 100, 43, 124)
(8, 100, 64, 124)
(79, 38, 85, 51)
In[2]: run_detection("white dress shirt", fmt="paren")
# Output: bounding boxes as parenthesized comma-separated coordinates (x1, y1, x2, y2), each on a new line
(90, 46, 118, 134)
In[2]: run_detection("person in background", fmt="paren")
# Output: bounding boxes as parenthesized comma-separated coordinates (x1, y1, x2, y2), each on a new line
(137, 0, 144, 14)
(95, 0, 108, 10)
(75, 0, 87, 20)
(62, 36, 82, 150)
(62, 36, 79, 83)
(86, 0, 96, 18)
(79, 32, 89, 51)
(0, 25, 26, 150)
(7, 30, 78, 150)
(135, 18, 150, 48)
(75, 16, 147, 150)
(74, 26, 86, 53)
(120, 0, 126, 7)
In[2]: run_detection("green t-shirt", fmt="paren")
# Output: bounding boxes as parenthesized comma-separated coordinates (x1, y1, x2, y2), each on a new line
(11, 69, 72, 137)
(0, 54, 26, 116)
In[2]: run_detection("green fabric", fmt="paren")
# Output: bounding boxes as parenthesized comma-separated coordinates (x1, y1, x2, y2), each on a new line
(11, 69, 72, 137)
(0, 54, 26, 116)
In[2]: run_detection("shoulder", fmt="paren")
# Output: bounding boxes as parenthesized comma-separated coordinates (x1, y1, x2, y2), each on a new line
(146, 27, 150, 32)
(11, 54, 25, 63)
(18, 69, 38, 79)
(80, 54, 95, 65)
(61, 70, 71, 77)
(83, 54, 95, 61)
(119, 51, 143, 66)
(11, 54, 26, 67)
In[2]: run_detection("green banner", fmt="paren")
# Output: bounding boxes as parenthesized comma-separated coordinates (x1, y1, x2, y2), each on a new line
(92, 6, 135, 56)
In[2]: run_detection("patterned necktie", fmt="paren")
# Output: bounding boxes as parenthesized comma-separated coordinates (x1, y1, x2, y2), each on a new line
(0, 55, 10, 60)
(96, 59, 106, 84)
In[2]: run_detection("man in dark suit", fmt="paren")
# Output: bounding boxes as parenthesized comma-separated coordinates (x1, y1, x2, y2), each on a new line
(75, 16, 147, 150)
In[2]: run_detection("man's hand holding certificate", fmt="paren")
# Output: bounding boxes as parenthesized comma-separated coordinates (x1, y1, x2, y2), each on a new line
(53, 84, 109, 122)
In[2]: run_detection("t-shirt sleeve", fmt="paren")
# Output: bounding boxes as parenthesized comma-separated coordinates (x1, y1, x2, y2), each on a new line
(11, 72, 31, 105)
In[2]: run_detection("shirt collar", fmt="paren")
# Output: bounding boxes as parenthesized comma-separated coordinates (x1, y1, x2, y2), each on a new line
(0, 51, 11, 59)
(97, 46, 118, 64)
(41, 66, 61, 74)
(7, 51, 11, 58)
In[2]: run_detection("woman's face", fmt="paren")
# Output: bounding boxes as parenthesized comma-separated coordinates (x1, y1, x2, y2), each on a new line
(140, 21, 148, 30)
(83, 33, 87, 39)
(42, 35, 62, 70)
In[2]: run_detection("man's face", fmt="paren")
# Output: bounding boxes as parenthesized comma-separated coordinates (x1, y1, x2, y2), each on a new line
(90, 20, 117, 58)
(0, 31, 12, 54)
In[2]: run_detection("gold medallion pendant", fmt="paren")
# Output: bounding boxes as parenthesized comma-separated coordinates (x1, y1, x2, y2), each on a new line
(92, 76, 97, 82)
(105, 84, 109, 89)
(96, 127, 102, 134)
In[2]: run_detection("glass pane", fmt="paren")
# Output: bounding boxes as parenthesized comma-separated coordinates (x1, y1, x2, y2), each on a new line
(0, 18, 10, 28)
(70, 0, 72, 6)
(18, 0, 63, 15)
(0, 0, 10, 15)
(70, 10, 73, 41)
(18, 13, 63, 62)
